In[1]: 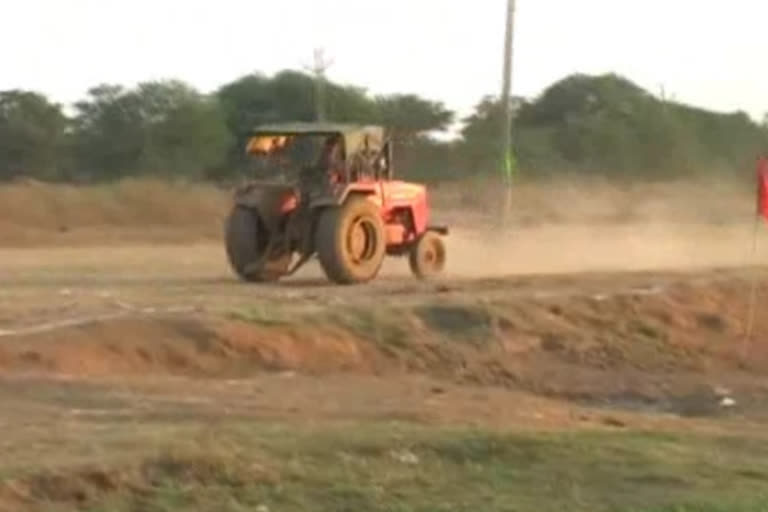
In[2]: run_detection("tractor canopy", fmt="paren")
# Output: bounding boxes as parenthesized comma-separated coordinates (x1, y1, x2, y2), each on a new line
(246, 122, 386, 159)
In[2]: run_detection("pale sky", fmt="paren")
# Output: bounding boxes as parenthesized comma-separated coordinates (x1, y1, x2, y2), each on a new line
(2, 0, 766, 125)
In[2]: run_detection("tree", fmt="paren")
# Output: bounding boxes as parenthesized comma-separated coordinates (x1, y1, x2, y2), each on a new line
(216, 70, 457, 178)
(376, 94, 453, 144)
(458, 73, 768, 178)
(459, 95, 533, 174)
(71, 84, 146, 179)
(0, 90, 67, 180)
(135, 81, 231, 177)
(217, 70, 380, 175)
(218, 73, 278, 140)
(218, 70, 380, 135)
(459, 96, 503, 169)
(72, 81, 230, 180)
(217, 72, 311, 174)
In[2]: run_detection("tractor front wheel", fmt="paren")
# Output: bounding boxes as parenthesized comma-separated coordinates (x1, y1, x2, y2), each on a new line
(316, 197, 386, 284)
(409, 231, 446, 280)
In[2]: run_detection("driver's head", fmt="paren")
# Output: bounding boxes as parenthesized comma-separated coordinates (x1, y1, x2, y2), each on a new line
(324, 134, 340, 149)
(322, 135, 343, 161)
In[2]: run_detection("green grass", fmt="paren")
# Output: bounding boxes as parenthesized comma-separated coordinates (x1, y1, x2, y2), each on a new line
(329, 308, 413, 352)
(227, 304, 293, 326)
(6, 423, 768, 512)
(415, 303, 500, 346)
(225, 301, 504, 354)
(227, 303, 415, 353)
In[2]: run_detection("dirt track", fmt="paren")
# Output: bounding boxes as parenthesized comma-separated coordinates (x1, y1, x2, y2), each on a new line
(2, 239, 767, 393)
(0, 230, 765, 331)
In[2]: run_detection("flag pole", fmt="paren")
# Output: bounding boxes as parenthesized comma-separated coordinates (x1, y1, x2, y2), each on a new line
(742, 156, 768, 362)
(741, 214, 761, 361)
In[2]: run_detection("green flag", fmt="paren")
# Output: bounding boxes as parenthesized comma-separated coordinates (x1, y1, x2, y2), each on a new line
(504, 149, 517, 183)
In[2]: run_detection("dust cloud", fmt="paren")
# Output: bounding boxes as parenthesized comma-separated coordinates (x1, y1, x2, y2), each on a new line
(0, 176, 764, 281)
(442, 223, 763, 277)
(426, 177, 766, 278)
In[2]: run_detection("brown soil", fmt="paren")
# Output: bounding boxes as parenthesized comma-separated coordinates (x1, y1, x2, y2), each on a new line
(1, 271, 766, 413)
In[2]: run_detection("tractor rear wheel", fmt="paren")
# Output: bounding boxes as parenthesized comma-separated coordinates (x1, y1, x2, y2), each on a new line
(409, 231, 446, 280)
(225, 206, 290, 282)
(315, 197, 386, 284)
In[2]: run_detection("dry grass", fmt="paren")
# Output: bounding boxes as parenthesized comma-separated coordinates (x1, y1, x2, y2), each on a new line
(0, 175, 756, 247)
(0, 178, 228, 228)
(0, 179, 229, 246)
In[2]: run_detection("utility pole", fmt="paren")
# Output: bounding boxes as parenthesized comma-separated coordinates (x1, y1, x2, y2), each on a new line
(305, 48, 334, 122)
(500, 0, 516, 224)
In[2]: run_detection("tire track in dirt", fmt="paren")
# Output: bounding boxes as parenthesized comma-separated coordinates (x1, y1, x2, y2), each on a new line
(0, 307, 198, 339)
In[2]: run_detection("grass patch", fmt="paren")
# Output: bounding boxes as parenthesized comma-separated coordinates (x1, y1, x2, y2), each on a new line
(227, 305, 414, 352)
(6, 424, 768, 512)
(226, 305, 293, 327)
(416, 303, 498, 346)
(328, 307, 412, 351)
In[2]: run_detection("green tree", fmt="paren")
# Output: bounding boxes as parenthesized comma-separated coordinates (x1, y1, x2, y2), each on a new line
(0, 90, 67, 180)
(218, 70, 380, 136)
(376, 94, 453, 143)
(217, 70, 380, 175)
(459, 96, 538, 175)
(135, 81, 231, 177)
(72, 81, 230, 180)
(458, 73, 768, 179)
(71, 84, 146, 179)
(216, 70, 457, 178)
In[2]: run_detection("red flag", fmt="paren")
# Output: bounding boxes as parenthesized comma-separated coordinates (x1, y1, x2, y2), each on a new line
(758, 157, 768, 221)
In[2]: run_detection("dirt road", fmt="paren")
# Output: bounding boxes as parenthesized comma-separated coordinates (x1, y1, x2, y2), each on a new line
(1, 239, 766, 385)
(0, 233, 764, 329)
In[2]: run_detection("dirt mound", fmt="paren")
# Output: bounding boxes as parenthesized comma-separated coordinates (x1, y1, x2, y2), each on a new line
(0, 316, 386, 377)
(1, 276, 766, 406)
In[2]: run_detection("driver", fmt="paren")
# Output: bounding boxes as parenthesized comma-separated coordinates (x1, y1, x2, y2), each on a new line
(319, 135, 345, 183)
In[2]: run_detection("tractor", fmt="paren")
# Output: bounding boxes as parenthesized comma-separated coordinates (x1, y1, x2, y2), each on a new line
(224, 122, 448, 285)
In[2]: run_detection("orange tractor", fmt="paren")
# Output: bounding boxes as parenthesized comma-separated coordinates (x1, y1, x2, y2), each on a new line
(225, 123, 448, 285)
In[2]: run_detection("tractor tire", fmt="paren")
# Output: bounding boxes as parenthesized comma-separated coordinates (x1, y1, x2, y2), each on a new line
(225, 206, 289, 282)
(409, 231, 446, 280)
(315, 197, 386, 285)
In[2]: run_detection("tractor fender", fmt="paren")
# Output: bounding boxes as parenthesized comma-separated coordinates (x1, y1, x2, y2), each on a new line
(309, 185, 378, 209)
(427, 225, 450, 236)
(233, 182, 297, 233)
